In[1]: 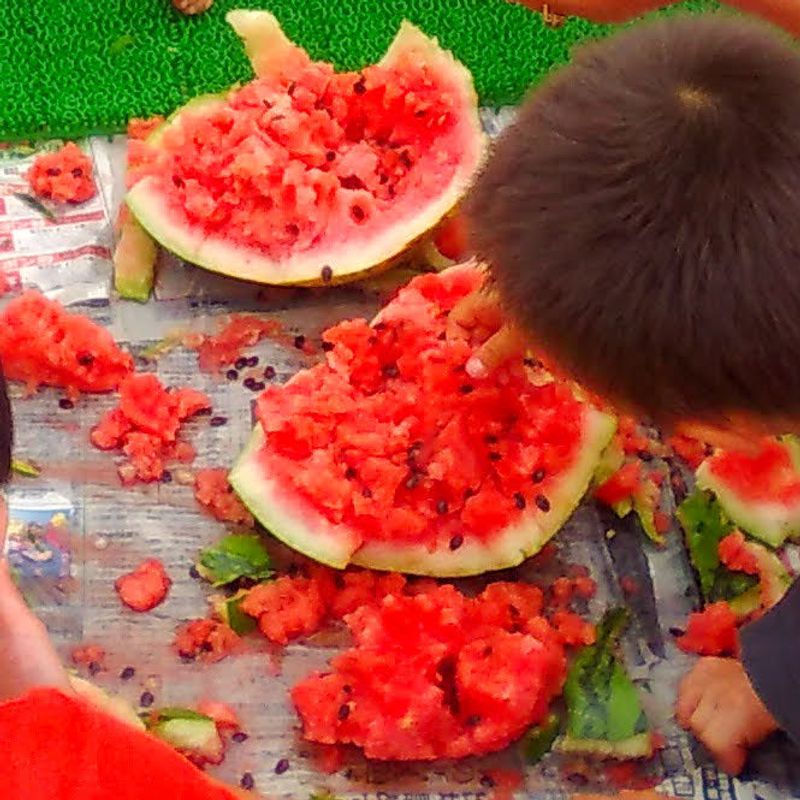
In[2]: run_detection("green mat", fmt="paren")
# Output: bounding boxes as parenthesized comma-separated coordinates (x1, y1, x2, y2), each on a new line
(0, 0, 717, 143)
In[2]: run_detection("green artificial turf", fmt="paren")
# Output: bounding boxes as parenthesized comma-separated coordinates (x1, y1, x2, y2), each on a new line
(0, 0, 717, 143)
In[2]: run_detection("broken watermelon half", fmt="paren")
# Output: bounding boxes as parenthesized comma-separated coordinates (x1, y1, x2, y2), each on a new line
(230, 265, 616, 577)
(125, 10, 486, 286)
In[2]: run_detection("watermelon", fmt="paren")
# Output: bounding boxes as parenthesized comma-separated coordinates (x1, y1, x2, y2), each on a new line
(0, 291, 134, 396)
(696, 437, 800, 548)
(230, 265, 615, 577)
(125, 10, 486, 286)
(291, 582, 567, 760)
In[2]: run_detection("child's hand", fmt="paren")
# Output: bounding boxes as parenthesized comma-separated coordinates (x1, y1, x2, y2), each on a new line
(447, 289, 527, 378)
(676, 657, 778, 775)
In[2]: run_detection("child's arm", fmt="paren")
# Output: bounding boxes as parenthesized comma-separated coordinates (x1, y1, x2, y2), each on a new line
(510, 0, 800, 35)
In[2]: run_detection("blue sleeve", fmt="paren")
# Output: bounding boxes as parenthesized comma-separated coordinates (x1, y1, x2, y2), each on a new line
(740, 578, 800, 743)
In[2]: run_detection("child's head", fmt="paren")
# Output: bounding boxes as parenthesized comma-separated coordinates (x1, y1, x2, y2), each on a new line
(466, 14, 800, 437)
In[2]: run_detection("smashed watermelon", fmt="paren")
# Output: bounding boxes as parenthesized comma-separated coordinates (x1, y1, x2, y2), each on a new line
(230, 265, 615, 576)
(292, 582, 567, 760)
(125, 10, 486, 286)
(696, 437, 800, 548)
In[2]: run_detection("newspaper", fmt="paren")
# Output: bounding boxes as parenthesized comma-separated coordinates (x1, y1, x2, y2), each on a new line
(2, 111, 799, 800)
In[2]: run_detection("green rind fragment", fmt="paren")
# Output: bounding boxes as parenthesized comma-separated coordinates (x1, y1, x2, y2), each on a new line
(215, 590, 258, 635)
(521, 713, 561, 764)
(196, 533, 272, 587)
(11, 457, 41, 478)
(678, 489, 759, 604)
(557, 732, 653, 759)
(13, 193, 56, 221)
(563, 608, 650, 754)
(151, 707, 213, 724)
(0, 0, 719, 143)
(151, 716, 223, 761)
(114, 216, 158, 303)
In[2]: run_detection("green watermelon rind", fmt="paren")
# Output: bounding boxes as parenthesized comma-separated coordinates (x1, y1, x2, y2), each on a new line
(125, 15, 487, 288)
(556, 732, 654, 760)
(696, 458, 800, 549)
(230, 407, 615, 578)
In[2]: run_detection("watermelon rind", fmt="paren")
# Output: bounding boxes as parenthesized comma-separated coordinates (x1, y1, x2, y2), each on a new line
(126, 12, 487, 288)
(229, 424, 361, 570)
(696, 457, 800, 549)
(556, 732, 654, 760)
(230, 407, 615, 578)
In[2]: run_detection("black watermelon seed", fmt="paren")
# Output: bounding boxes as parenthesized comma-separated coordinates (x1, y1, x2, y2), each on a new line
(235, 357, 248, 370)
(345, 467, 357, 480)
(209, 416, 228, 427)
(263, 366, 276, 379)
(466, 714, 481, 727)
(246, 356, 259, 368)
(669, 627, 685, 637)
(484, 434, 498, 444)
(436, 500, 449, 515)
(240, 772, 255, 790)
(243, 377, 256, 389)
(139, 691, 154, 708)
(120, 666, 136, 680)
(480, 775, 496, 788)
(535, 494, 551, 512)
(275, 758, 290, 775)
(351, 205, 366, 223)
(226, 369, 238, 381)
(321, 341, 334, 352)
(362, 487, 373, 498)
(353, 78, 366, 95)
(325, 151, 336, 162)
(338, 703, 351, 721)
(449, 534, 464, 551)
(637, 450, 654, 462)
(463, 488, 476, 500)
(72, 167, 83, 178)
(88, 661, 102, 676)
(532, 468, 546, 484)
(488, 452, 502, 462)
(46, 167, 61, 176)
(321, 265, 333, 283)
(382, 363, 399, 378)
(399, 151, 413, 169)
(513, 492, 526, 510)
(252, 381, 266, 391)
(523, 357, 542, 368)
(343, 684, 353, 694)
(459, 384, 474, 394)
(232, 731, 249, 744)
(59, 398, 74, 409)
(414, 109, 427, 118)
(161, 470, 173, 484)
(294, 334, 306, 349)
(77, 352, 94, 366)
(189, 565, 200, 580)
(405, 474, 421, 490)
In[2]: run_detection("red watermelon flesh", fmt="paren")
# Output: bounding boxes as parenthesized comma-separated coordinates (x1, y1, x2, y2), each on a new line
(0, 291, 133, 396)
(126, 12, 485, 286)
(230, 265, 616, 577)
(291, 582, 566, 760)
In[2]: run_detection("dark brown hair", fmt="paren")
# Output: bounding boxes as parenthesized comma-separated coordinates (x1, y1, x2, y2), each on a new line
(467, 14, 800, 425)
(0, 365, 10, 485)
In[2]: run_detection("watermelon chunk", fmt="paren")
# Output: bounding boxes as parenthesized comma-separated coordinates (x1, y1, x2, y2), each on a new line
(125, 11, 486, 287)
(230, 265, 615, 577)
(696, 437, 800, 547)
